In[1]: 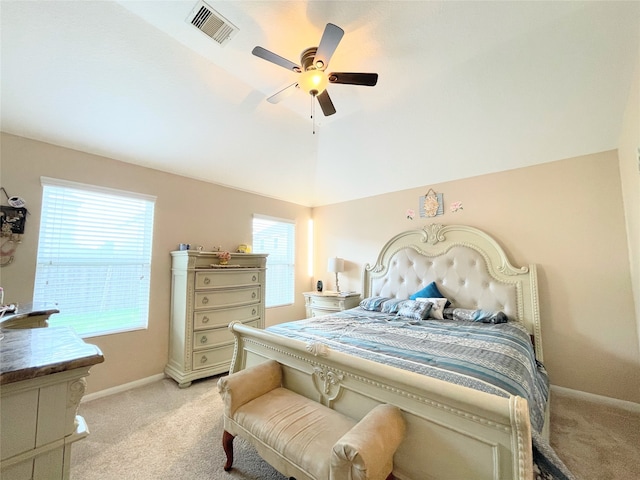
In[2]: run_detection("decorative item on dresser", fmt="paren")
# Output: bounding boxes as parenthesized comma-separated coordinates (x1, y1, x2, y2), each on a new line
(165, 250, 267, 388)
(303, 291, 361, 318)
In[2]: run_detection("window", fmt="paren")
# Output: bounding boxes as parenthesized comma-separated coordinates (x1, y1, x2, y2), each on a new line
(252, 215, 295, 307)
(33, 177, 155, 337)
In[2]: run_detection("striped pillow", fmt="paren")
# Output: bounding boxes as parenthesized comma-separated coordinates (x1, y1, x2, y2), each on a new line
(359, 296, 389, 312)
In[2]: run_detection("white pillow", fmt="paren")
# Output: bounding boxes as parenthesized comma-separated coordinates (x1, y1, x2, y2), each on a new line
(416, 297, 448, 320)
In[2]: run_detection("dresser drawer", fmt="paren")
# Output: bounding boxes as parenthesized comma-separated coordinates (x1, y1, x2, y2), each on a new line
(193, 320, 259, 350)
(194, 287, 260, 309)
(308, 296, 347, 310)
(194, 304, 260, 329)
(192, 344, 235, 371)
(195, 270, 259, 289)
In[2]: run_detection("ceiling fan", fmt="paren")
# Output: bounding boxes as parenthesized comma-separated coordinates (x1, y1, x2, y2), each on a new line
(252, 23, 378, 117)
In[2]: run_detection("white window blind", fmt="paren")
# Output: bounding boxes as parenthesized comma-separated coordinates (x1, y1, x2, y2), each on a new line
(252, 215, 295, 307)
(33, 177, 155, 337)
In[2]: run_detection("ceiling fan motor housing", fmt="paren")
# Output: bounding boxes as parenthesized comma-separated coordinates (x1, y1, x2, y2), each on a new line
(300, 47, 321, 71)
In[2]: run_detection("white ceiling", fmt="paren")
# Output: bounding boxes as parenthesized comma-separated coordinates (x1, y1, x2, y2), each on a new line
(2, 1, 638, 207)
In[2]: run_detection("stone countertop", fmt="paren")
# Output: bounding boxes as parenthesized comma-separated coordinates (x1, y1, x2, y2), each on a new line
(0, 326, 104, 385)
(0, 301, 59, 322)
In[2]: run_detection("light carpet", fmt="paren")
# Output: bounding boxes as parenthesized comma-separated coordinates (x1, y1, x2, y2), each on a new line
(71, 375, 640, 480)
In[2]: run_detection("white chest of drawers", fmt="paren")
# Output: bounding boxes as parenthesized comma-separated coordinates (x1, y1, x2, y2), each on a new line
(165, 251, 267, 388)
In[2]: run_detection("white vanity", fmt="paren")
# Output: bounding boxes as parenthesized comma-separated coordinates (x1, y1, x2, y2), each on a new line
(0, 326, 104, 479)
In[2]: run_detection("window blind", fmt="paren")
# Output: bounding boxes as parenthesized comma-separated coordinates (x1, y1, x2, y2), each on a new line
(33, 177, 155, 337)
(252, 215, 295, 307)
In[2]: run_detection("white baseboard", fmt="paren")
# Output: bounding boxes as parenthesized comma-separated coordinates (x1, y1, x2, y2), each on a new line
(82, 373, 166, 403)
(551, 384, 640, 413)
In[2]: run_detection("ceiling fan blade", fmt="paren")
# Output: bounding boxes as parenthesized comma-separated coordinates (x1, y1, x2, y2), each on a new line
(252, 46, 301, 72)
(267, 83, 299, 104)
(328, 72, 378, 87)
(317, 90, 336, 116)
(313, 23, 344, 70)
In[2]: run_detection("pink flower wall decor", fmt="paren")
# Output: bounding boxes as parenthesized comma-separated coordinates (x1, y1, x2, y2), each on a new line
(406, 208, 415, 220)
(450, 201, 463, 213)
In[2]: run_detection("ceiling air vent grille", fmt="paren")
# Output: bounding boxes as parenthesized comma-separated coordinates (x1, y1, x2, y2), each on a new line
(186, 1, 238, 46)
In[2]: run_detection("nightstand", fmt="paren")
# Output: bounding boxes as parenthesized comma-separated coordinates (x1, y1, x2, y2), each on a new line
(303, 292, 361, 318)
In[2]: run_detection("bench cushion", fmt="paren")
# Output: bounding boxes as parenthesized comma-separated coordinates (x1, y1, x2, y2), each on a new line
(233, 387, 356, 479)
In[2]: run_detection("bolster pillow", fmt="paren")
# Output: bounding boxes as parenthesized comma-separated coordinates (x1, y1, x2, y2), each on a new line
(330, 404, 405, 480)
(217, 360, 282, 417)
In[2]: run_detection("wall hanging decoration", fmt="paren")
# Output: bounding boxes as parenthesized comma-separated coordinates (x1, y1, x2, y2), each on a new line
(0, 206, 27, 235)
(0, 187, 27, 267)
(406, 208, 415, 220)
(419, 189, 443, 218)
(450, 201, 463, 213)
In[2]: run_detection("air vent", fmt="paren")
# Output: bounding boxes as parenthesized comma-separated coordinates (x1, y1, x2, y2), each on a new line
(186, 1, 238, 46)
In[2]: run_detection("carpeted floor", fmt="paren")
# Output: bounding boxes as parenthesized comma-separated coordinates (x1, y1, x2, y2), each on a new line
(71, 375, 640, 480)
(71, 376, 285, 480)
(549, 392, 640, 480)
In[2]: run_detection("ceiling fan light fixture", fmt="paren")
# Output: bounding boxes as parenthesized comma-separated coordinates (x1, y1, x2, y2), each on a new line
(299, 69, 328, 95)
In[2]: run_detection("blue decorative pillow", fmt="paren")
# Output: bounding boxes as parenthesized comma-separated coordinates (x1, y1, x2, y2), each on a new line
(409, 282, 445, 300)
(359, 296, 389, 312)
(397, 300, 433, 321)
(381, 298, 408, 314)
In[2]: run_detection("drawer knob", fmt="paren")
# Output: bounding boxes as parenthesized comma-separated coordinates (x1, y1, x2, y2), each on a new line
(202, 296, 209, 304)
(204, 277, 211, 285)
(252, 292, 256, 299)
(200, 355, 208, 364)
(200, 336, 208, 344)
(252, 275, 257, 282)
(202, 316, 209, 323)
(252, 308, 256, 315)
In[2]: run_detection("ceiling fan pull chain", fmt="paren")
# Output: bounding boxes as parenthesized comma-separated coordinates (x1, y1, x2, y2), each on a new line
(311, 93, 316, 135)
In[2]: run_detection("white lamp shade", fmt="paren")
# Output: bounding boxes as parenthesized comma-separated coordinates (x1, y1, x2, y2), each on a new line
(327, 257, 344, 273)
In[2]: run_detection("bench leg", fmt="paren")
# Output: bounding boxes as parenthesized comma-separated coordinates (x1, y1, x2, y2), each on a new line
(222, 430, 235, 471)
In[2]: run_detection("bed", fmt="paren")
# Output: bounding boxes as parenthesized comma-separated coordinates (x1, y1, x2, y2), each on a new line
(227, 224, 572, 480)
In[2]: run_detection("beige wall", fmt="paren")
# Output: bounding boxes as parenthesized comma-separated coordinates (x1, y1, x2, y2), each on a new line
(0, 133, 310, 394)
(2, 133, 639, 403)
(312, 151, 640, 404)
(618, 47, 640, 353)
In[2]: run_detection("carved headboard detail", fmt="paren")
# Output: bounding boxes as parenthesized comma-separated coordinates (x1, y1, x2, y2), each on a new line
(362, 224, 543, 361)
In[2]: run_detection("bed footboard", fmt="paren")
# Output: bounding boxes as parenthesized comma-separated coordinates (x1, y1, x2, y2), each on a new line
(228, 322, 533, 480)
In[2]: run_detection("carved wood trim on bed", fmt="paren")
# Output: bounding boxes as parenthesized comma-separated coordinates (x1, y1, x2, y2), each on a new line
(362, 224, 543, 361)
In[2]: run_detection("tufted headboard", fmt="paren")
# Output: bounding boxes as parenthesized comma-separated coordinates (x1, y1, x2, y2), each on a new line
(362, 224, 543, 361)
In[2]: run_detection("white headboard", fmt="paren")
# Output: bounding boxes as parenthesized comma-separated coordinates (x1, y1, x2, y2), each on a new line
(362, 224, 543, 360)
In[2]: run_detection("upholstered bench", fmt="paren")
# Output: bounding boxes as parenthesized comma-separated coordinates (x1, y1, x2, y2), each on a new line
(217, 360, 406, 480)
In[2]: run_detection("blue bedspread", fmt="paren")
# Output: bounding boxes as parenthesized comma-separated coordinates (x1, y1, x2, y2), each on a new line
(268, 307, 576, 480)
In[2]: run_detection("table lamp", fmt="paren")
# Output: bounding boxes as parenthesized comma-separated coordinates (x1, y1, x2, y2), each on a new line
(327, 257, 345, 293)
